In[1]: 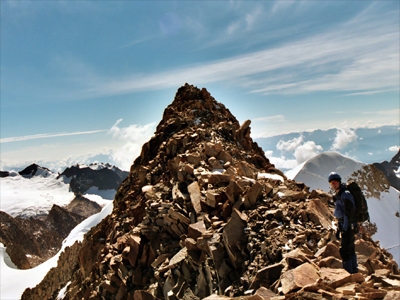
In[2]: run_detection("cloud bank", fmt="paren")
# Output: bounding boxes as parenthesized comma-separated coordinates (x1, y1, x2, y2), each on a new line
(268, 135, 323, 169)
(331, 128, 358, 150)
(109, 119, 156, 170)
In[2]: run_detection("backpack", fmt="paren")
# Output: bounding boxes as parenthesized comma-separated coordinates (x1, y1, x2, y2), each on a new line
(343, 181, 370, 223)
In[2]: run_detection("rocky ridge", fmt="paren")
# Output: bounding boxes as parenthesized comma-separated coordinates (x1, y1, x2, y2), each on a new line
(23, 84, 400, 300)
(373, 149, 400, 192)
(0, 195, 101, 269)
(59, 163, 129, 195)
(0, 204, 84, 269)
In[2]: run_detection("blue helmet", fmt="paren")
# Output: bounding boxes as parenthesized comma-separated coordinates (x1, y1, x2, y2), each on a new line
(328, 172, 341, 182)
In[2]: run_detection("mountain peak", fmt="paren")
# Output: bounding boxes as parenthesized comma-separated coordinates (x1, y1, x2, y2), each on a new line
(23, 86, 399, 300)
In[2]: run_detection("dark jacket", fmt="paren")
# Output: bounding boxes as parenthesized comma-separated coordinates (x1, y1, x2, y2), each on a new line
(334, 184, 356, 231)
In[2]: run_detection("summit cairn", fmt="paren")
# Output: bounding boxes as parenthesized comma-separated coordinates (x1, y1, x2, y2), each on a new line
(23, 84, 399, 300)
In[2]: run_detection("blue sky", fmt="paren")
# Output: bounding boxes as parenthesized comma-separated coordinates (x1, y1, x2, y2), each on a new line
(1, 1, 399, 171)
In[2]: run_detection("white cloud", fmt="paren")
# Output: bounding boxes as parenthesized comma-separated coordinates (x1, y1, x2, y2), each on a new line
(277, 136, 304, 152)
(270, 156, 298, 170)
(331, 128, 358, 150)
(109, 119, 156, 170)
(0, 130, 106, 143)
(60, 6, 397, 101)
(270, 135, 323, 168)
(294, 141, 323, 164)
(254, 115, 285, 122)
(389, 146, 399, 152)
(264, 150, 298, 169)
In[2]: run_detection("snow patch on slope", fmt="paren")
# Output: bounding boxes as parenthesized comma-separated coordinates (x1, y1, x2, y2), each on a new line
(0, 173, 74, 217)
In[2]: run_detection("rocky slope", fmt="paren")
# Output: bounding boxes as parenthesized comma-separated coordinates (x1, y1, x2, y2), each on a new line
(22, 84, 400, 300)
(0, 205, 82, 269)
(0, 195, 101, 269)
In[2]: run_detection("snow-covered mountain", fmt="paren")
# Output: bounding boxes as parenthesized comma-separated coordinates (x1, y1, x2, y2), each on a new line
(0, 163, 126, 218)
(286, 151, 400, 263)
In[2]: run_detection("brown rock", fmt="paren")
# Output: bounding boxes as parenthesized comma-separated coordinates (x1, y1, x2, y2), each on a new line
(187, 153, 202, 166)
(217, 150, 233, 164)
(206, 190, 225, 208)
(202, 295, 232, 300)
(318, 256, 342, 269)
(383, 291, 400, 300)
(168, 208, 190, 225)
(169, 247, 187, 268)
(188, 181, 202, 214)
(208, 157, 224, 170)
(185, 238, 199, 251)
(225, 180, 243, 203)
(281, 263, 320, 294)
(127, 234, 141, 267)
(315, 242, 341, 260)
(133, 290, 158, 300)
(279, 189, 305, 201)
(101, 280, 118, 293)
(250, 263, 284, 289)
(298, 291, 323, 300)
(356, 239, 378, 265)
(151, 253, 173, 268)
(188, 221, 207, 240)
(319, 267, 364, 288)
(205, 142, 223, 157)
(254, 287, 277, 300)
(185, 164, 194, 175)
(223, 208, 248, 267)
(208, 173, 234, 184)
(244, 182, 263, 208)
(306, 199, 333, 229)
(217, 260, 232, 279)
(237, 161, 257, 179)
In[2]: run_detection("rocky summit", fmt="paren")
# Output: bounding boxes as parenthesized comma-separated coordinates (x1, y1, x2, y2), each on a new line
(23, 84, 400, 300)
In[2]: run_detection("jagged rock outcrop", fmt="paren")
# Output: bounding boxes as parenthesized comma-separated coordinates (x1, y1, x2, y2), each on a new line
(18, 163, 52, 177)
(22, 242, 82, 300)
(65, 195, 102, 218)
(0, 199, 97, 269)
(59, 163, 129, 195)
(0, 170, 10, 178)
(373, 149, 400, 192)
(23, 84, 400, 300)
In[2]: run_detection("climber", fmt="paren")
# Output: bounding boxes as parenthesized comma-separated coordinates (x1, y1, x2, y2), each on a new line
(328, 172, 358, 274)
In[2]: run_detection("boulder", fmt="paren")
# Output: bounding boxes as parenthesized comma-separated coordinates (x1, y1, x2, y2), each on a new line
(319, 267, 364, 288)
(315, 242, 341, 260)
(187, 181, 202, 214)
(188, 221, 207, 240)
(205, 142, 223, 157)
(306, 199, 333, 229)
(244, 182, 263, 208)
(281, 263, 320, 294)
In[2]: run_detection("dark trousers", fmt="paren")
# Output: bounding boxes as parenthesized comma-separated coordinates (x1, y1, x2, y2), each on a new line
(340, 228, 358, 274)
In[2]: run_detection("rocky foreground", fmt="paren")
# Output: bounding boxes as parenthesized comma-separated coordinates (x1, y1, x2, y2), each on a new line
(23, 84, 400, 300)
